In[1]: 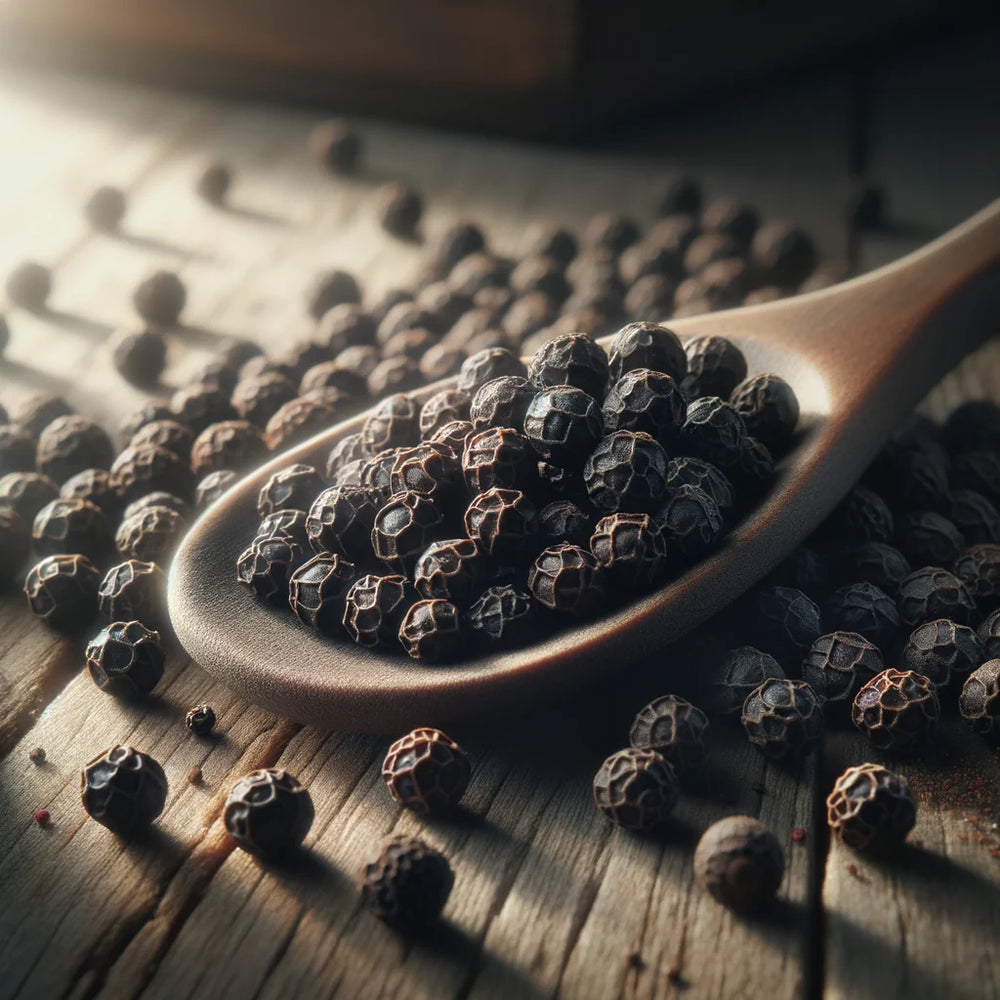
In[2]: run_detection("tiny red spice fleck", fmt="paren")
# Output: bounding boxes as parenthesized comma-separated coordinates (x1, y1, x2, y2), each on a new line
(187, 765, 203, 785)
(847, 863, 858, 877)
(791, 826, 807, 843)
(34, 809, 50, 826)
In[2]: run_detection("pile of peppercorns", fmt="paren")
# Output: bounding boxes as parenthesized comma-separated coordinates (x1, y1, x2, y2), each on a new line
(237, 323, 801, 661)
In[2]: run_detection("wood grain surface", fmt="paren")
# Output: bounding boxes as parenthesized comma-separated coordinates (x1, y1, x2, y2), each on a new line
(0, 40, 997, 1000)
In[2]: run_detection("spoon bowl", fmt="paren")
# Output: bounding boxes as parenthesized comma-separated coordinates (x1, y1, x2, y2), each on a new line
(170, 201, 999, 733)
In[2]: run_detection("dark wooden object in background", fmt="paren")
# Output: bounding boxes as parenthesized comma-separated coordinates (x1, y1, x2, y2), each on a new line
(0, 0, 990, 136)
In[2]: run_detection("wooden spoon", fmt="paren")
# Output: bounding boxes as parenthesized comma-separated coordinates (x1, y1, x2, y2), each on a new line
(169, 200, 1000, 734)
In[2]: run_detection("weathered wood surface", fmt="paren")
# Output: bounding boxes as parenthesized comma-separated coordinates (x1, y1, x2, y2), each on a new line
(0, 43, 997, 1000)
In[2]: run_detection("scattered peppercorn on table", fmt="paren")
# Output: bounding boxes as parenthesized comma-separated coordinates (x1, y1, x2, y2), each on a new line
(0, 38, 998, 1000)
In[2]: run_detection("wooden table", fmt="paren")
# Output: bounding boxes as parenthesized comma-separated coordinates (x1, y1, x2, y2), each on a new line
(0, 35, 998, 999)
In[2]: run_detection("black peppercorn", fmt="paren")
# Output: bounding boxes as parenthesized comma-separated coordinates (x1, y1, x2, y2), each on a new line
(362, 835, 454, 927)
(196, 470, 239, 508)
(133, 270, 185, 327)
(584, 430, 669, 514)
(171, 383, 237, 436)
(708, 645, 785, 715)
(389, 442, 462, 500)
(952, 450, 1000, 505)
(629, 694, 710, 775)
(900, 618, 983, 688)
(414, 537, 482, 604)
(751, 221, 817, 287)
(525, 220, 578, 264)
(959, 660, 1000, 737)
(236, 534, 304, 603)
(465, 488, 537, 561)
(742, 677, 824, 759)
(372, 491, 446, 574)
(420, 345, 466, 382)
(593, 747, 678, 830)
(681, 396, 748, 470)
(361, 448, 405, 500)
(954, 542, 1000, 609)
(417, 389, 468, 441)
(190, 420, 266, 478)
(694, 815, 784, 912)
(0, 471, 59, 522)
(528, 333, 609, 401)
(467, 376, 530, 432)
(729, 373, 800, 452)
(752, 585, 823, 658)
(510, 256, 570, 305)
(25, 553, 100, 630)
(822, 581, 899, 647)
(373, 181, 422, 238)
(0, 507, 29, 581)
(461, 426, 536, 495)
(658, 484, 725, 565)
(257, 464, 323, 517)
(0, 424, 37, 475)
(342, 573, 417, 648)
(848, 542, 912, 596)
(33, 497, 112, 563)
(81, 744, 168, 835)
(318, 304, 377, 357)
(944, 399, 1000, 454)
(98, 559, 167, 630)
(186, 704, 216, 736)
(306, 268, 362, 321)
(305, 484, 378, 562)
(256, 509, 310, 549)
(111, 328, 167, 387)
(768, 545, 834, 599)
(231, 373, 298, 428)
(119, 402, 174, 445)
(538, 500, 593, 548)
(466, 584, 537, 646)
(398, 599, 463, 661)
(523, 386, 604, 467)
(528, 542, 605, 617)
(665, 457, 735, 515)
(801, 631, 883, 707)
(309, 118, 360, 173)
(382, 726, 471, 812)
(896, 510, 965, 567)
(583, 212, 640, 255)
(658, 177, 702, 216)
(602, 367, 685, 448)
(852, 668, 939, 751)
(624, 274, 675, 321)
(115, 505, 186, 565)
(945, 489, 1000, 546)
(701, 198, 759, 247)
(456, 348, 526, 398)
(590, 512, 666, 587)
(619, 238, 681, 287)
(129, 419, 193, 461)
(264, 395, 336, 451)
(6, 261, 51, 311)
(86, 620, 164, 698)
(289, 552, 356, 634)
(278, 339, 336, 380)
(196, 161, 231, 204)
(864, 437, 949, 512)
(224, 768, 314, 856)
(83, 184, 127, 231)
(897, 566, 976, 628)
(325, 433, 370, 482)
(826, 762, 916, 851)
(35, 416, 114, 484)
(682, 233, 739, 276)
(361, 393, 419, 453)
(682, 336, 747, 400)
(416, 282, 472, 331)
(366, 356, 422, 397)
(13, 393, 72, 436)
(434, 219, 486, 272)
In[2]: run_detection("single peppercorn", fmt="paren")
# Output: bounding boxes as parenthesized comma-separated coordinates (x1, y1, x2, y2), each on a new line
(607, 322, 686, 383)
(196, 469, 239, 508)
(195, 160, 231, 204)
(59, 468, 117, 513)
(389, 442, 462, 500)
(603, 368, 685, 449)
(309, 119, 360, 173)
(864, 437, 949, 512)
(708, 646, 786, 715)
(658, 176, 701, 216)
(13, 394, 72, 436)
(848, 542, 912, 596)
(0, 507, 29, 581)
(656, 485, 724, 564)
(367, 356, 422, 397)
(86, 620, 164, 698)
(959, 660, 1000, 737)
(306, 485, 379, 561)
(361, 393, 419, 453)
(900, 618, 983, 688)
(593, 747, 679, 831)
(255, 466, 319, 519)
(119, 402, 174, 444)
(461, 426, 536, 495)
(256, 509, 310, 550)
(0, 424, 37, 475)
(236, 534, 304, 603)
(377, 182, 422, 237)
(801, 631, 884, 707)
(0, 471, 59, 522)
(288, 553, 356, 634)
(382, 726, 471, 812)
(456, 348, 526, 397)
(372, 491, 447, 574)
(729, 373, 800, 452)
(584, 430, 669, 513)
(590, 512, 667, 588)
(186, 704, 217, 736)
(264, 395, 337, 451)
(524, 386, 604, 467)
(528, 333, 609, 401)
(81, 744, 168, 836)
(751, 585, 823, 658)
(420, 345, 466, 382)
(125, 421, 191, 466)
(629, 694, 710, 775)
(466, 584, 537, 647)
(665, 457, 735, 515)
(6, 261, 51, 311)
(98, 559, 167, 631)
(822, 582, 900, 648)
(465, 488, 538, 561)
(361, 835, 454, 928)
(190, 420, 266, 479)
(224, 768, 314, 857)
(741, 678, 824, 760)
(29, 746, 46, 764)
(36, 416, 114, 485)
(953, 543, 1000, 608)
(583, 211, 640, 255)
(116, 505, 187, 564)
(84, 184, 127, 230)
(361, 448, 405, 499)
(343, 573, 417, 648)
(32, 497, 112, 563)
(417, 389, 468, 441)
(325, 432, 370, 481)
(528, 543, 605, 617)
(852, 668, 940, 751)
(231, 372, 298, 428)
(681, 396, 748, 471)
(306, 269, 363, 323)
(897, 566, 976, 627)
(300, 360, 367, 402)
(945, 490, 1000, 546)
(694, 815, 784, 911)
(468, 376, 531, 432)
(112, 328, 168, 387)
(413, 537, 482, 604)
(896, 510, 965, 567)
(826, 763, 917, 851)
(682, 336, 747, 401)
(952, 450, 1000, 505)
(171, 383, 237, 436)
(133, 270, 185, 327)
(751, 221, 817, 287)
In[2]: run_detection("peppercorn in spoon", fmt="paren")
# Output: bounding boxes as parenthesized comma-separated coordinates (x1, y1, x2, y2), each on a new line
(170, 200, 1000, 733)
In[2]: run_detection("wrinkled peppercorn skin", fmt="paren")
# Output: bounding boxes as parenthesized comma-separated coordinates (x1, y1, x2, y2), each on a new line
(852, 669, 940, 751)
(382, 727, 471, 813)
(901, 618, 983, 688)
(466, 584, 537, 647)
(629, 695, 710, 775)
(289, 553, 356, 634)
(236, 534, 304, 603)
(361, 835, 454, 927)
(590, 512, 666, 587)
(694, 815, 784, 911)
(81, 744, 168, 836)
(32, 497, 112, 564)
(186, 704, 217, 736)
(593, 747, 679, 831)
(959, 660, 1000, 737)
(826, 762, 917, 851)
(529, 543, 605, 617)
(224, 768, 314, 857)
(86, 620, 164, 698)
(801, 631, 883, 706)
(342, 573, 417, 648)
(25, 553, 100, 632)
(742, 678, 824, 760)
